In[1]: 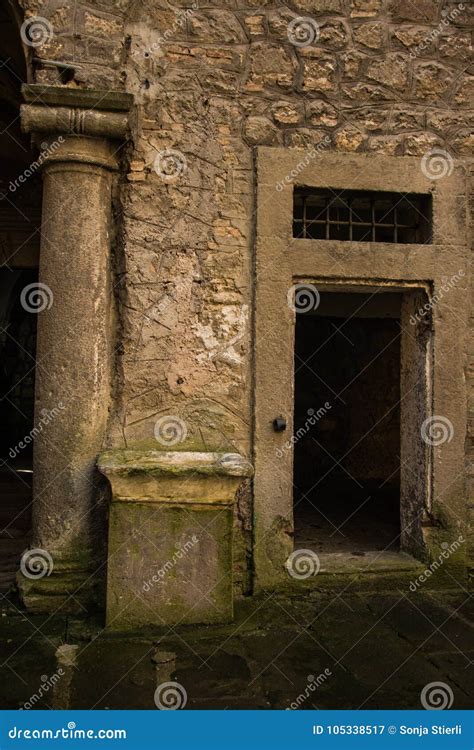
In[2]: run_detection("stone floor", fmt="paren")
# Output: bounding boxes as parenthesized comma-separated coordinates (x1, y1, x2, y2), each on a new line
(0, 587, 472, 710)
(294, 485, 400, 554)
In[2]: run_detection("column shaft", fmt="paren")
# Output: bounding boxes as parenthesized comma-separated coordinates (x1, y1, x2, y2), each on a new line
(19, 136, 118, 611)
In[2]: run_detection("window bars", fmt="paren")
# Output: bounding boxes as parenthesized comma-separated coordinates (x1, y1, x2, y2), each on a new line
(293, 189, 432, 244)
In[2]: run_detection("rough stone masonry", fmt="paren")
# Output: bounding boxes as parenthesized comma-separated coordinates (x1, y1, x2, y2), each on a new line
(9, 0, 473, 622)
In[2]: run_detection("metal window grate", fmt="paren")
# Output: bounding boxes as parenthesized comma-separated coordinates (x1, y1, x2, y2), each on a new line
(293, 189, 432, 244)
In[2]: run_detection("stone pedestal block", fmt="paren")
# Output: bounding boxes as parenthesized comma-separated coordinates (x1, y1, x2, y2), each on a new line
(98, 451, 252, 630)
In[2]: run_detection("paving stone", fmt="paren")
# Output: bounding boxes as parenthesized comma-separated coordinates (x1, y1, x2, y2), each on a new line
(0, 591, 472, 709)
(71, 639, 156, 709)
(365, 593, 474, 655)
(0, 612, 66, 709)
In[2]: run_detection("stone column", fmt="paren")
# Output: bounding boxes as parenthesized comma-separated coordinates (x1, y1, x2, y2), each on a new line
(17, 86, 132, 612)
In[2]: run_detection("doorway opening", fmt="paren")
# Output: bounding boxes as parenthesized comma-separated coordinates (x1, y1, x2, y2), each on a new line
(0, 270, 37, 591)
(0, 1, 41, 593)
(293, 291, 403, 555)
(0, 269, 38, 467)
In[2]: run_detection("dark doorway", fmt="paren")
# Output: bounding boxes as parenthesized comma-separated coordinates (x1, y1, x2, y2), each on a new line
(293, 292, 401, 555)
(0, 269, 38, 466)
(0, 2, 41, 593)
(0, 270, 37, 592)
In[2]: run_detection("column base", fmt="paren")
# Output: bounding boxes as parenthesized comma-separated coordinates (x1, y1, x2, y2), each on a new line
(17, 562, 103, 615)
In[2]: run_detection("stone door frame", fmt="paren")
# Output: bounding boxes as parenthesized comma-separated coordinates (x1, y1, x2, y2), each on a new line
(254, 148, 469, 589)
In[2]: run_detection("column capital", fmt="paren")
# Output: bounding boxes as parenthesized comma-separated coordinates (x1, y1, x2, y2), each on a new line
(20, 84, 133, 141)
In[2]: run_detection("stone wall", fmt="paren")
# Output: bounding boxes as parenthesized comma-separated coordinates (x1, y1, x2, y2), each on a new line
(18, 0, 473, 580)
(467, 160, 474, 570)
(116, 0, 472, 452)
(19, 0, 129, 89)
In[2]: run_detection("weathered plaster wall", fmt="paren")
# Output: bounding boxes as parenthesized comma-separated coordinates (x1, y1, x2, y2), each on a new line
(118, 0, 472, 582)
(467, 162, 474, 569)
(115, 0, 472, 454)
(18, 2, 472, 446)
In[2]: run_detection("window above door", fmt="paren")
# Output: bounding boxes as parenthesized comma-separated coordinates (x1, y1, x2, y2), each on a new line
(293, 188, 432, 244)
